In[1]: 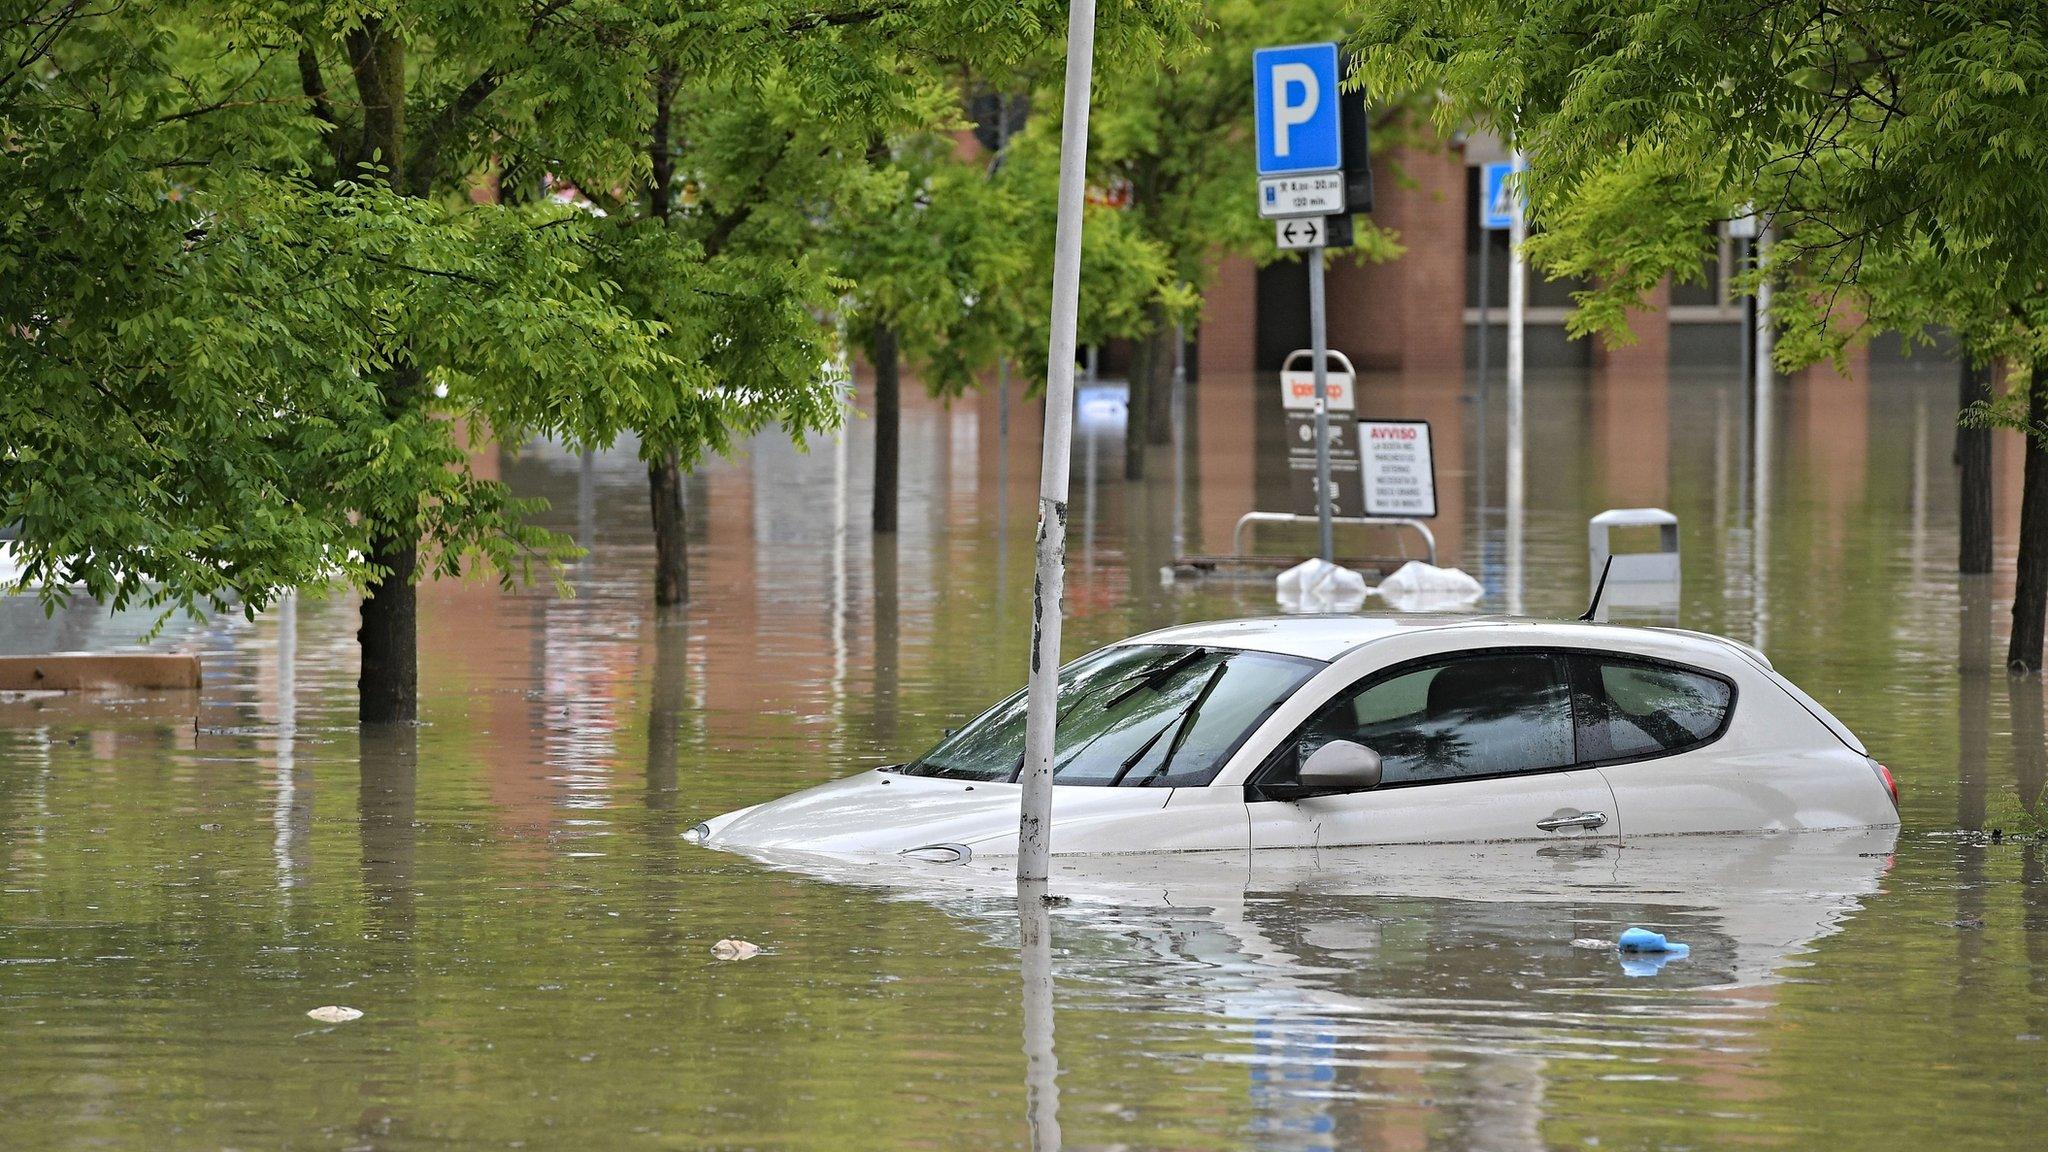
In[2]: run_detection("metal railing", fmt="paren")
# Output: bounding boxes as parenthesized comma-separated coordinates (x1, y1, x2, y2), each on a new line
(1232, 511, 1437, 567)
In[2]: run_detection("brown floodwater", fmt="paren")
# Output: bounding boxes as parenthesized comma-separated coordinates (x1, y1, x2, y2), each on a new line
(3, 362, 2046, 1151)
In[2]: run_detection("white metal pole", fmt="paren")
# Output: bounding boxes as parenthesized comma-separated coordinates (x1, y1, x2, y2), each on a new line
(1752, 224, 1774, 652)
(1507, 153, 1526, 402)
(1736, 235, 1752, 391)
(1505, 151, 1526, 616)
(1475, 210, 1491, 547)
(995, 94, 1013, 536)
(1475, 215, 1491, 394)
(1017, 0, 1097, 883)
(1309, 245, 1334, 562)
(1170, 320, 1187, 559)
(1755, 225, 1775, 422)
(997, 354, 1010, 596)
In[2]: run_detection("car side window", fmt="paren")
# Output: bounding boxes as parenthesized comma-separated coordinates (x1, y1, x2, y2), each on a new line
(1570, 655, 1732, 762)
(1289, 653, 1575, 786)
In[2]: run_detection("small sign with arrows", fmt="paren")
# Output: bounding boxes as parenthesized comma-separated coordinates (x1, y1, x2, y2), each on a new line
(1275, 215, 1351, 251)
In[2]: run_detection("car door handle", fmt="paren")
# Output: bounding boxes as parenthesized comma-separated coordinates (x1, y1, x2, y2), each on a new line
(1536, 811, 1608, 832)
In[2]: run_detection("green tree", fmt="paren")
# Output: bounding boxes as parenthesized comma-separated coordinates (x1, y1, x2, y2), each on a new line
(985, 106, 1190, 391)
(572, 57, 861, 606)
(821, 0, 1204, 535)
(582, 2, 1081, 594)
(1348, 0, 2048, 670)
(3, 2, 674, 725)
(835, 129, 1031, 534)
(3, 0, 1206, 720)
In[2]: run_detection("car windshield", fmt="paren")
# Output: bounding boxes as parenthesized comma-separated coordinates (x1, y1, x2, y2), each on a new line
(901, 644, 1320, 787)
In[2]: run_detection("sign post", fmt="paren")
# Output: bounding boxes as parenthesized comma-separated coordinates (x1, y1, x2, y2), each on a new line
(1280, 351, 1358, 516)
(1506, 149, 1527, 616)
(1307, 245, 1334, 560)
(1478, 161, 1515, 391)
(1255, 42, 1346, 562)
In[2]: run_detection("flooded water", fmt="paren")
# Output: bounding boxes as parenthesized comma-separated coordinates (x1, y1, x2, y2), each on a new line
(4, 362, 2046, 1150)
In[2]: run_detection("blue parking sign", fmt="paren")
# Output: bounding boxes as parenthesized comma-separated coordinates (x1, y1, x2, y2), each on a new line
(1254, 43, 1342, 176)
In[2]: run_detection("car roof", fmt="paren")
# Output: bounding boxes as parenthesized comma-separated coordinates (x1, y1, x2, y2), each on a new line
(1117, 614, 1496, 661)
(1116, 614, 1767, 666)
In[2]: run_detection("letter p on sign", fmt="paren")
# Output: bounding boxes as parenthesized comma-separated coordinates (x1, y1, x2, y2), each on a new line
(1269, 64, 1318, 157)
(1255, 43, 1342, 176)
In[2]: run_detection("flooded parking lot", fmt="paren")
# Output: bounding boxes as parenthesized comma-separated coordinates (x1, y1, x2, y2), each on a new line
(4, 364, 2046, 1150)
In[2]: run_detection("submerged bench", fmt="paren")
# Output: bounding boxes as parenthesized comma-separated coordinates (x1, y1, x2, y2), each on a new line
(0, 653, 202, 692)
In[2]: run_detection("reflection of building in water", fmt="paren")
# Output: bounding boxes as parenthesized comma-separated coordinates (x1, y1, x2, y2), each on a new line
(427, 384, 992, 842)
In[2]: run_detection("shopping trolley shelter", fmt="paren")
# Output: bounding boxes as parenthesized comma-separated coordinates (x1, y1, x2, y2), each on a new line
(690, 615, 1900, 861)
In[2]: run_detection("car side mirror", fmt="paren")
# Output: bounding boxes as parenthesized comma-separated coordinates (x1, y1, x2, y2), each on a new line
(1299, 739, 1383, 791)
(1251, 739, 1383, 801)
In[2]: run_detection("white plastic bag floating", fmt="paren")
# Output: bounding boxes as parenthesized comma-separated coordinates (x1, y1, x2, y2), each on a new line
(305, 1006, 363, 1023)
(1275, 558, 1368, 614)
(1371, 561, 1483, 613)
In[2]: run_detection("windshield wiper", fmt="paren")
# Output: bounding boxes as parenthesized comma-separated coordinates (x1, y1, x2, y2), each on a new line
(1110, 661, 1228, 787)
(1003, 648, 1213, 784)
(1100, 647, 1208, 713)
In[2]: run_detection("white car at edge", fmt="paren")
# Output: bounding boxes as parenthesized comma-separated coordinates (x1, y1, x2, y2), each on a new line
(689, 615, 1900, 862)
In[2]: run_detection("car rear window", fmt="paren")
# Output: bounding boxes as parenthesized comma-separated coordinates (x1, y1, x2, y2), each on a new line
(1571, 656, 1732, 762)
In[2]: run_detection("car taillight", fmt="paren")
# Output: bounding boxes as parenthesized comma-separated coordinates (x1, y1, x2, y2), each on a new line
(1870, 760, 1899, 810)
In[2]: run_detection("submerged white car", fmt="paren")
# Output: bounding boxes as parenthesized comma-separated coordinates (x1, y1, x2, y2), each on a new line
(691, 616, 1900, 860)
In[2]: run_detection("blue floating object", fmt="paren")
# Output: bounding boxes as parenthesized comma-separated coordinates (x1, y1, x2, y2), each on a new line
(1617, 927, 1690, 957)
(1620, 951, 1681, 978)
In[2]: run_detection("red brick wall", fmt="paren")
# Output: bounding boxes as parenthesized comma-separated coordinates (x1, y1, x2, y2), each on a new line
(1389, 141, 1469, 373)
(1197, 251, 1258, 379)
(1323, 131, 1467, 372)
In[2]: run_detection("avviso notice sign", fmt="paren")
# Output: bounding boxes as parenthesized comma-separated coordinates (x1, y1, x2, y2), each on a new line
(1359, 420, 1437, 518)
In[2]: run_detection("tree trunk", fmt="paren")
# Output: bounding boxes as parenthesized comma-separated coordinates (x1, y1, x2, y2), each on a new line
(358, 536, 418, 723)
(345, 19, 423, 724)
(1959, 357, 1994, 575)
(872, 531, 899, 743)
(872, 324, 900, 534)
(2009, 368, 2048, 672)
(1124, 329, 1152, 481)
(1123, 303, 1177, 481)
(356, 342, 423, 721)
(344, 20, 405, 184)
(1144, 313, 1174, 447)
(648, 452, 689, 605)
(639, 63, 691, 608)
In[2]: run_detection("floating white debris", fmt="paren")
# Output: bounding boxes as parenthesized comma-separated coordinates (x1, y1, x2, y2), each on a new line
(1275, 558, 1368, 613)
(1372, 561, 1484, 613)
(711, 939, 761, 961)
(306, 1005, 363, 1023)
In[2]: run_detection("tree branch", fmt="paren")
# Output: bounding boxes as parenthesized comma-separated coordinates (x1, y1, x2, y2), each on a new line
(298, 42, 352, 175)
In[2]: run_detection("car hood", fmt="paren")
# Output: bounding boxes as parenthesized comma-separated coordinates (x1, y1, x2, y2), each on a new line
(697, 769, 1169, 859)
